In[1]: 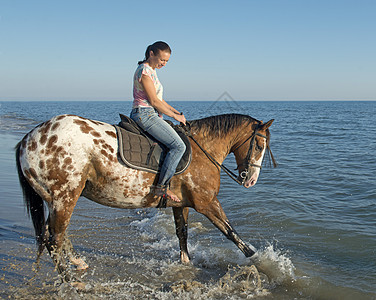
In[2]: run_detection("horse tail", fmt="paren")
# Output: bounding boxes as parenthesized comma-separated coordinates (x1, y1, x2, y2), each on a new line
(15, 141, 46, 250)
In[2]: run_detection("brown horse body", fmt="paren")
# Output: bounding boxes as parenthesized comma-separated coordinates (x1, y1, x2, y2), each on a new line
(15, 113, 273, 283)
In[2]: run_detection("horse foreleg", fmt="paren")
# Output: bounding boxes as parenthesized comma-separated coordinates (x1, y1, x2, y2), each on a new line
(195, 197, 256, 257)
(172, 207, 190, 264)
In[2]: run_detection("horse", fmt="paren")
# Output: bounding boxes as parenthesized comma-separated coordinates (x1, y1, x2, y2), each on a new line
(15, 113, 274, 285)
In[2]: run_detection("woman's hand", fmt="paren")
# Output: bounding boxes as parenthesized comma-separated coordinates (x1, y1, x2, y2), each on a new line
(174, 113, 186, 125)
(140, 75, 185, 123)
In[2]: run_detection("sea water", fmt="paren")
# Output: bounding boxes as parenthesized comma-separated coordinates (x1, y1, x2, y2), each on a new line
(0, 100, 375, 299)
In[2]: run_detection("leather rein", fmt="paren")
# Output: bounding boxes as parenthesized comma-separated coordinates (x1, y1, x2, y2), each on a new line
(184, 123, 268, 186)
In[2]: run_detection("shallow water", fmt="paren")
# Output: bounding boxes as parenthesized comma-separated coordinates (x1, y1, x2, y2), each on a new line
(0, 101, 375, 299)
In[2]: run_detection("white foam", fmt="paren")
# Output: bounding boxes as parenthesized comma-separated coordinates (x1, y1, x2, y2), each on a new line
(251, 244, 296, 285)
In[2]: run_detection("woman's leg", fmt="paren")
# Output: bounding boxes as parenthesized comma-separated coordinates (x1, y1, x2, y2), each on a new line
(156, 127, 186, 186)
(131, 108, 186, 195)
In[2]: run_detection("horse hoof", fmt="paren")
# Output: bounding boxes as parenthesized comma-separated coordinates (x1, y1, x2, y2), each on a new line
(76, 262, 89, 271)
(70, 257, 89, 270)
(72, 281, 87, 290)
(180, 252, 191, 265)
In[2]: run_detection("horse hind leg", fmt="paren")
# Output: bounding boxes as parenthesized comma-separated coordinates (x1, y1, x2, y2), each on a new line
(42, 217, 88, 271)
(44, 212, 72, 282)
(48, 206, 89, 290)
(34, 226, 88, 274)
(16, 137, 88, 287)
(62, 235, 89, 270)
(45, 190, 86, 283)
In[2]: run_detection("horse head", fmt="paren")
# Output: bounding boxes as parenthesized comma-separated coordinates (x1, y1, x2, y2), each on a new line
(232, 119, 274, 188)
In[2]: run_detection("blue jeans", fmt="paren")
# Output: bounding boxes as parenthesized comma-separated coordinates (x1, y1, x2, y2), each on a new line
(130, 107, 186, 186)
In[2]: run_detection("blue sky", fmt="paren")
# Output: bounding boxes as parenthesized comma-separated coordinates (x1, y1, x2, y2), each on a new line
(1, 0, 375, 101)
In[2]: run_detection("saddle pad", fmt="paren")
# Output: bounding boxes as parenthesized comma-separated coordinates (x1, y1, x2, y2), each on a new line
(114, 123, 192, 175)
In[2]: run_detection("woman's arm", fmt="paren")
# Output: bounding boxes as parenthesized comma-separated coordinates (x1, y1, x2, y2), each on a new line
(140, 75, 186, 124)
(161, 99, 180, 114)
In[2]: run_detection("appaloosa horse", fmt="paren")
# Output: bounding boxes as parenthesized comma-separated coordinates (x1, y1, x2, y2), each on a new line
(15, 113, 274, 284)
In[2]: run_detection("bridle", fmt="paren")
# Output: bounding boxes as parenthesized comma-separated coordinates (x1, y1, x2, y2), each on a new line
(232, 127, 268, 185)
(186, 123, 269, 186)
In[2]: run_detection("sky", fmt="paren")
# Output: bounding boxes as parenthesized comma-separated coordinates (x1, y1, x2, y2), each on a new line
(0, 0, 375, 101)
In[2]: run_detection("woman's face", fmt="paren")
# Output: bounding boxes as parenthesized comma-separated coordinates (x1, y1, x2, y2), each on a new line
(148, 50, 170, 69)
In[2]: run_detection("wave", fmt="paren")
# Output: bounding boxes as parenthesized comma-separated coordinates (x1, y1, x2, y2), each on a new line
(0, 113, 41, 135)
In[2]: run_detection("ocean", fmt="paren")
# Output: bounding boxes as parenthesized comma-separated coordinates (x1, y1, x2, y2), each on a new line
(0, 100, 375, 299)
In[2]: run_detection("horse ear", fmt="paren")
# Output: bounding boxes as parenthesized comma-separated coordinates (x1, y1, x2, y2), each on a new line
(260, 119, 274, 130)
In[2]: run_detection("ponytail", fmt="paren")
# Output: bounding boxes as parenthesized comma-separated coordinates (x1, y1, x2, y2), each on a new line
(138, 41, 171, 65)
(138, 45, 151, 65)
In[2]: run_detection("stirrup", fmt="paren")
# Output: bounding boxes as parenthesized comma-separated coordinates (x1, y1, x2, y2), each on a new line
(152, 185, 169, 198)
(151, 185, 169, 208)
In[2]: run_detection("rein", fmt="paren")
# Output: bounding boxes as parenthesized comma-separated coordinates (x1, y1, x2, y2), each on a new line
(182, 122, 268, 186)
(189, 133, 243, 185)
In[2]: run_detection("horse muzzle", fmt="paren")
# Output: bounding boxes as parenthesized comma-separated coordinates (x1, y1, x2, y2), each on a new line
(238, 170, 259, 188)
(243, 176, 258, 188)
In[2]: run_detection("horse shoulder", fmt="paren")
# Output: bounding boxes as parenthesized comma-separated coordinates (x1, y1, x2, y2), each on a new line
(177, 147, 221, 202)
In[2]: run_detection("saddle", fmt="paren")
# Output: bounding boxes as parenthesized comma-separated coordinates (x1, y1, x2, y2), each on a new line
(114, 114, 192, 175)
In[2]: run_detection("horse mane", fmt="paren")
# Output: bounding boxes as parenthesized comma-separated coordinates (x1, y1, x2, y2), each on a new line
(189, 114, 258, 138)
(189, 113, 277, 168)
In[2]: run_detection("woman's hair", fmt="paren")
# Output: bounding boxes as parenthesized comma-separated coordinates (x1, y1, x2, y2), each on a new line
(138, 41, 171, 65)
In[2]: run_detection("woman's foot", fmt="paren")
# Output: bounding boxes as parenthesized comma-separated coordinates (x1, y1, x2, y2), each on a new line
(165, 189, 181, 203)
(153, 186, 181, 203)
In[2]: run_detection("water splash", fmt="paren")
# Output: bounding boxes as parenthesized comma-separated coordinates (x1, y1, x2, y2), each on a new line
(217, 265, 271, 297)
(251, 244, 296, 285)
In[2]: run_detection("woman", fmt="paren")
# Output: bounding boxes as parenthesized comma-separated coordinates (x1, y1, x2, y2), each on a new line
(130, 41, 186, 203)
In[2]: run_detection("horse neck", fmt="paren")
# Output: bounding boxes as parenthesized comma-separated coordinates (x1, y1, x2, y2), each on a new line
(190, 132, 232, 163)
(190, 119, 255, 164)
